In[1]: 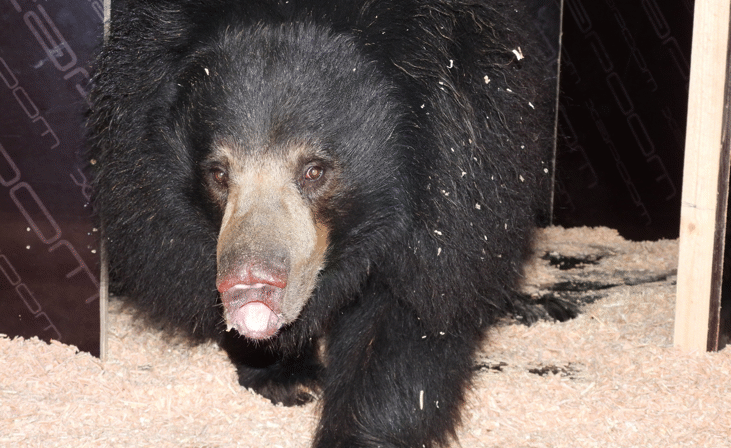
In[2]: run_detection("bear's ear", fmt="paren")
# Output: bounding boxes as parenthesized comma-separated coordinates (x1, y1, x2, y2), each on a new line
(159, 79, 186, 109)
(175, 56, 215, 93)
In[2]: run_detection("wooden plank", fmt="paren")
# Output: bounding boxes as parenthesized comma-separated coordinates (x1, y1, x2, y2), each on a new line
(98, 0, 112, 362)
(99, 241, 108, 361)
(674, 0, 731, 352)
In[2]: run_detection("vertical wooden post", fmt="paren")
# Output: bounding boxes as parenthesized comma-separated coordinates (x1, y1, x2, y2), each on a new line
(674, 0, 731, 352)
(97, 0, 112, 362)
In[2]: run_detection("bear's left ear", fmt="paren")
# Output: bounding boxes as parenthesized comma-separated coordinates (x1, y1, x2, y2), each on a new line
(176, 58, 214, 90)
(156, 79, 184, 110)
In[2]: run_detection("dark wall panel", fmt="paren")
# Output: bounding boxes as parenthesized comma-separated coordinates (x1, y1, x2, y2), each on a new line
(0, 2, 103, 356)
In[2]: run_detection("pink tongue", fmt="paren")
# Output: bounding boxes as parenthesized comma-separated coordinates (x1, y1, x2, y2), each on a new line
(235, 301, 278, 337)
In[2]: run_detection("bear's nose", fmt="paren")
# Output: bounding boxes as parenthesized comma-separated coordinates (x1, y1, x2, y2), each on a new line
(216, 255, 289, 294)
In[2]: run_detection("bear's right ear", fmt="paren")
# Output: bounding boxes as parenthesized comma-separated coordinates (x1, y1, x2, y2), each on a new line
(157, 79, 183, 107)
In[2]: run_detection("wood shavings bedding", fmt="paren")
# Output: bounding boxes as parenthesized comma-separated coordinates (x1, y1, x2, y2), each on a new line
(1, 227, 729, 447)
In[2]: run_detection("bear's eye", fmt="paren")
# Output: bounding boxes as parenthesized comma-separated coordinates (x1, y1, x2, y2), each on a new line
(304, 165, 324, 182)
(210, 167, 228, 187)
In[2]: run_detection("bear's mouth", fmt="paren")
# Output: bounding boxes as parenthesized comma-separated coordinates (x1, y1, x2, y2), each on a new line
(219, 283, 285, 339)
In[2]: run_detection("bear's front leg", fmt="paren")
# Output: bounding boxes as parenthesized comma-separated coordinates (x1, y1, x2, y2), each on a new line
(315, 285, 482, 448)
(221, 332, 322, 406)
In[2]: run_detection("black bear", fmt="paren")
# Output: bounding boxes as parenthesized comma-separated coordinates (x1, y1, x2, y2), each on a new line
(87, 0, 552, 446)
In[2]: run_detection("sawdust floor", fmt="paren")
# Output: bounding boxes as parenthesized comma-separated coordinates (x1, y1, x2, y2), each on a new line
(1, 226, 730, 447)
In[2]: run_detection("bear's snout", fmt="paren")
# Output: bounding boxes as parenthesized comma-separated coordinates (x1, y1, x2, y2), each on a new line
(217, 259, 288, 339)
(213, 155, 331, 340)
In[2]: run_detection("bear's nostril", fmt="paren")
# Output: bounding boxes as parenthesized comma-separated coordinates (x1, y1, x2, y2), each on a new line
(216, 253, 289, 292)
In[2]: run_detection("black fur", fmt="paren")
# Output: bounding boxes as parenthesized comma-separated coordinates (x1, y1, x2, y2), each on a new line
(87, 1, 552, 446)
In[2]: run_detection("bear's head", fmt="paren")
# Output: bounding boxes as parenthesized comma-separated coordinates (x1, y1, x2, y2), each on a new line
(171, 23, 408, 339)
